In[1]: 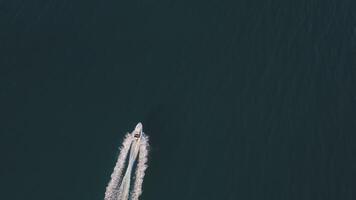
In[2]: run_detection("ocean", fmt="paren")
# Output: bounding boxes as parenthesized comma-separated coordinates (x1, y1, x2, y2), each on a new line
(1, 0, 355, 199)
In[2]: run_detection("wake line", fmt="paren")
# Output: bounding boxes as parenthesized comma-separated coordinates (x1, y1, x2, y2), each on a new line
(104, 123, 149, 200)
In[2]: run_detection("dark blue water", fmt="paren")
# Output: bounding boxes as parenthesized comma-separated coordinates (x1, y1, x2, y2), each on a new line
(1, 1, 355, 200)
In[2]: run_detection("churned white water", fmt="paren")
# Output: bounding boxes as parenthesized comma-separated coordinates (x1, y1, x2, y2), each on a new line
(104, 123, 149, 200)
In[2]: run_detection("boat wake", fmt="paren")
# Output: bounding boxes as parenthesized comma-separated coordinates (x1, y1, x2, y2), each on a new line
(104, 123, 149, 200)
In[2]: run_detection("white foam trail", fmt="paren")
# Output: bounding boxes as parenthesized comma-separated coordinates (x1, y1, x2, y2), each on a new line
(104, 124, 149, 200)
(117, 138, 140, 200)
(105, 133, 133, 200)
(130, 136, 149, 200)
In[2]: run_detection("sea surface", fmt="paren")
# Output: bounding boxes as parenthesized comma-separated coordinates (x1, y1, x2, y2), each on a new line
(1, 1, 355, 200)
